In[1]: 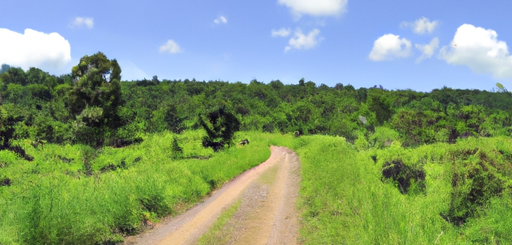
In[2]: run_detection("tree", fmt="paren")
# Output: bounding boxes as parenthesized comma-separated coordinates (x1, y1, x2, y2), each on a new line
(0, 78, 3, 105)
(150, 103, 185, 133)
(0, 67, 27, 86)
(0, 64, 11, 74)
(68, 52, 123, 146)
(0, 106, 13, 149)
(367, 88, 393, 125)
(152, 75, 160, 85)
(269, 80, 284, 91)
(0, 106, 32, 161)
(298, 78, 305, 86)
(344, 84, 355, 92)
(199, 107, 240, 152)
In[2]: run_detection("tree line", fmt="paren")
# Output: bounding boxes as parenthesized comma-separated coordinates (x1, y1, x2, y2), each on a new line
(1, 52, 512, 154)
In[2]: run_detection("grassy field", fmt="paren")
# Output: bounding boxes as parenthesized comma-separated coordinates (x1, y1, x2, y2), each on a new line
(2, 131, 512, 244)
(294, 135, 512, 244)
(0, 131, 295, 244)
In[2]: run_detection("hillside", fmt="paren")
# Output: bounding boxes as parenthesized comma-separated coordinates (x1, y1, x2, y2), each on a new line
(1, 57, 512, 244)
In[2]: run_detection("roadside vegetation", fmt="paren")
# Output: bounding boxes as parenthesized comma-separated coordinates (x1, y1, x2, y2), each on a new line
(1, 53, 512, 244)
(0, 131, 289, 244)
(294, 135, 512, 244)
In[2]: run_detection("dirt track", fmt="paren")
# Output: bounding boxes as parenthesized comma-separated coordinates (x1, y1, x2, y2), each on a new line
(124, 146, 301, 245)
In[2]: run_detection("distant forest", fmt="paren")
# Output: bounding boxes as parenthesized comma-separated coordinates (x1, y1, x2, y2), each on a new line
(1, 52, 512, 150)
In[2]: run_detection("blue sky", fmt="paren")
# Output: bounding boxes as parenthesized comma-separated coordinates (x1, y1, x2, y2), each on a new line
(1, 0, 512, 92)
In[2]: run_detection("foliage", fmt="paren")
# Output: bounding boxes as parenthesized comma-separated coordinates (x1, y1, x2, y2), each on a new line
(170, 136, 183, 159)
(294, 135, 512, 244)
(199, 107, 240, 152)
(2, 60, 512, 147)
(68, 52, 123, 147)
(0, 106, 14, 149)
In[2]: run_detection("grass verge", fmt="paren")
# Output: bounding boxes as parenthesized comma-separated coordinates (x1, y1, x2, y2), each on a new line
(196, 199, 242, 245)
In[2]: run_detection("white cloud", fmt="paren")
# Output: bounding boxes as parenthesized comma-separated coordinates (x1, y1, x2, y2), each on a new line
(159, 40, 183, 54)
(439, 24, 512, 79)
(415, 37, 439, 63)
(214, 16, 228, 25)
(271, 28, 291, 37)
(0, 28, 71, 73)
(401, 17, 439, 34)
(369, 34, 412, 61)
(278, 0, 347, 19)
(70, 17, 94, 29)
(285, 29, 322, 52)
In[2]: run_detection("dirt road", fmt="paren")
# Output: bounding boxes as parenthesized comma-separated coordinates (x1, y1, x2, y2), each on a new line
(124, 146, 301, 245)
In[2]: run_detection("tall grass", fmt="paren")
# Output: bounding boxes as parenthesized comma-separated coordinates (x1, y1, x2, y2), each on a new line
(4, 131, 510, 244)
(0, 131, 293, 244)
(295, 135, 512, 244)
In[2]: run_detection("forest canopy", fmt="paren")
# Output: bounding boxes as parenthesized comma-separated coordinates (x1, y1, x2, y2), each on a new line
(1, 53, 512, 149)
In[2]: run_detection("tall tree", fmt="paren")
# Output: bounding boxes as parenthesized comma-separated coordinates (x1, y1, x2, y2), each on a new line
(68, 52, 123, 146)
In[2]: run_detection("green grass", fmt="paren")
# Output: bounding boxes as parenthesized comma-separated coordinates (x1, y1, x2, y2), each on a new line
(293, 135, 512, 244)
(3, 131, 511, 244)
(0, 131, 295, 244)
(197, 199, 242, 245)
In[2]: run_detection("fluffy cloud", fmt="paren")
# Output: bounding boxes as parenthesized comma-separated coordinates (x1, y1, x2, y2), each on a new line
(285, 29, 322, 52)
(0, 28, 71, 72)
(401, 17, 439, 34)
(214, 16, 228, 25)
(159, 40, 183, 54)
(415, 37, 439, 62)
(369, 34, 412, 61)
(271, 28, 291, 37)
(278, 0, 348, 18)
(70, 17, 94, 29)
(439, 24, 512, 79)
